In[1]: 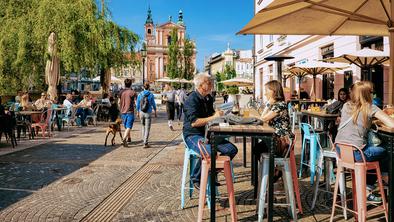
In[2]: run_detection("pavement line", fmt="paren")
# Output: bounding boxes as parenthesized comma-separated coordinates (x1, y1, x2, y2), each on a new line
(79, 131, 182, 222)
(0, 187, 36, 192)
(80, 164, 159, 222)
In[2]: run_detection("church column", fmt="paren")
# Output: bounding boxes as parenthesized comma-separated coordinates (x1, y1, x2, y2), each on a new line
(155, 57, 159, 80)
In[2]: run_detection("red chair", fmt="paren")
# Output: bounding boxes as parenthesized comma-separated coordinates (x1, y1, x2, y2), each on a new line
(32, 109, 53, 138)
(196, 140, 237, 222)
(330, 143, 388, 222)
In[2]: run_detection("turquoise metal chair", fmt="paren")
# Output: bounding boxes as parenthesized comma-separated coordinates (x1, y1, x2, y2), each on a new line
(180, 134, 201, 209)
(299, 123, 322, 185)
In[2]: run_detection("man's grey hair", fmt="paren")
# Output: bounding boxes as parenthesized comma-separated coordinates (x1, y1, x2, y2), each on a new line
(193, 73, 211, 88)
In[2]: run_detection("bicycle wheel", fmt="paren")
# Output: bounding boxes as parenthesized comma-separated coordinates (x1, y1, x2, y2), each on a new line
(246, 101, 253, 109)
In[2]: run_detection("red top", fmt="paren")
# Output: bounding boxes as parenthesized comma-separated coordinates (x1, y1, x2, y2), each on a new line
(119, 88, 136, 114)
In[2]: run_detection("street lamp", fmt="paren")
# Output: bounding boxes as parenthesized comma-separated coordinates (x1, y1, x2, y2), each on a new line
(141, 42, 147, 85)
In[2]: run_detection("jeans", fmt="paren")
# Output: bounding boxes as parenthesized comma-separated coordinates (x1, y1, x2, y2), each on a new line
(176, 103, 184, 121)
(76, 108, 92, 126)
(140, 112, 151, 145)
(336, 145, 388, 185)
(185, 134, 238, 183)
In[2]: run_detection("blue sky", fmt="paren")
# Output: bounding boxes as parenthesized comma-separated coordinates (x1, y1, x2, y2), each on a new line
(107, 0, 254, 71)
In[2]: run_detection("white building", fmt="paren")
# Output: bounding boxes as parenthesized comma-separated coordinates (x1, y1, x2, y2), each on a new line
(253, 0, 389, 103)
(235, 50, 253, 79)
(205, 44, 253, 79)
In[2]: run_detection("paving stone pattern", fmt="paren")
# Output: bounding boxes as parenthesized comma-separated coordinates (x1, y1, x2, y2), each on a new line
(0, 110, 386, 221)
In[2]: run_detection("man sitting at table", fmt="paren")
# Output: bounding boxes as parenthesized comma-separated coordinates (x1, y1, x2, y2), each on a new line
(76, 92, 93, 126)
(63, 93, 74, 117)
(34, 92, 51, 110)
(299, 88, 310, 100)
(183, 73, 238, 190)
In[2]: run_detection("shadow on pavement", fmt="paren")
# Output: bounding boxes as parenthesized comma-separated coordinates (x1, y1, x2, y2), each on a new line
(0, 140, 116, 209)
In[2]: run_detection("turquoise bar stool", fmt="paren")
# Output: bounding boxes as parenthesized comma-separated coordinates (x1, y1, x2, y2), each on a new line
(299, 123, 322, 185)
(181, 134, 203, 209)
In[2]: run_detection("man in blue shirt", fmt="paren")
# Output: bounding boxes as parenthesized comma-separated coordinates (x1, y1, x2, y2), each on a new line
(183, 74, 238, 189)
(136, 82, 157, 148)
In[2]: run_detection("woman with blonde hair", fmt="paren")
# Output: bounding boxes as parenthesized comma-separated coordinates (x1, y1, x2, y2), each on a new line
(335, 81, 394, 201)
(20, 92, 33, 111)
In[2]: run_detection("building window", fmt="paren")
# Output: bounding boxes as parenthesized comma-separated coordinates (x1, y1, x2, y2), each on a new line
(268, 64, 273, 73)
(147, 29, 151, 34)
(360, 36, 384, 51)
(260, 36, 264, 48)
(167, 36, 172, 45)
(321, 44, 334, 59)
(269, 35, 274, 42)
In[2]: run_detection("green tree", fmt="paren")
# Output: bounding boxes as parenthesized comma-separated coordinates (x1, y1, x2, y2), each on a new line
(222, 64, 238, 94)
(182, 37, 195, 80)
(0, 0, 139, 95)
(167, 28, 180, 79)
(215, 71, 224, 92)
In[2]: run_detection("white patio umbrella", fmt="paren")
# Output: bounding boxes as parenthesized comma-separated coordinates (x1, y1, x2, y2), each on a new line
(238, 0, 394, 103)
(155, 77, 175, 83)
(92, 76, 123, 84)
(283, 69, 309, 99)
(325, 47, 390, 80)
(178, 78, 193, 83)
(221, 77, 254, 87)
(288, 61, 348, 99)
(45, 32, 60, 100)
(325, 48, 390, 68)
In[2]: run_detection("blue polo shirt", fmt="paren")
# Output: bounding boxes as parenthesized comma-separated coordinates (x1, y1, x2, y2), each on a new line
(183, 91, 215, 138)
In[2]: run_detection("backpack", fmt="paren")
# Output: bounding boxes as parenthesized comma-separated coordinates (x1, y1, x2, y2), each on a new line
(140, 93, 150, 112)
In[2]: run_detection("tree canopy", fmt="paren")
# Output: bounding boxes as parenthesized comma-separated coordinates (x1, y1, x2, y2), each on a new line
(0, 0, 139, 95)
(167, 28, 195, 81)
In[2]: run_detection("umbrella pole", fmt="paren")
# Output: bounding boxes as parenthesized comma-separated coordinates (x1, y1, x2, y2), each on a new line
(313, 75, 316, 101)
(389, 25, 394, 104)
(298, 76, 302, 99)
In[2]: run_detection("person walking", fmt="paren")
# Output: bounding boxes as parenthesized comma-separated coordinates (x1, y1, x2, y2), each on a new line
(119, 79, 136, 147)
(177, 86, 187, 122)
(162, 84, 176, 131)
(136, 82, 157, 148)
(223, 91, 229, 103)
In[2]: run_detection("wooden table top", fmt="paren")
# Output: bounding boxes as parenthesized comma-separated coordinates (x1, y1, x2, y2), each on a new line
(53, 107, 67, 111)
(209, 124, 275, 134)
(301, 111, 339, 118)
(18, 111, 42, 115)
(378, 124, 394, 133)
(298, 100, 327, 103)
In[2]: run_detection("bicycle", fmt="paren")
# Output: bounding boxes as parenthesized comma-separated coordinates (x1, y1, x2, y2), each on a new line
(246, 97, 265, 114)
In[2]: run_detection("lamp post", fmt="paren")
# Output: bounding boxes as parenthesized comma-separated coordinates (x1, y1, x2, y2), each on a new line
(141, 42, 147, 85)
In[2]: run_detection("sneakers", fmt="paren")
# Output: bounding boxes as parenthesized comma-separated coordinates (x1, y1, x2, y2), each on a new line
(193, 181, 200, 190)
(127, 138, 131, 143)
(367, 193, 382, 204)
(143, 143, 150, 148)
(122, 138, 128, 147)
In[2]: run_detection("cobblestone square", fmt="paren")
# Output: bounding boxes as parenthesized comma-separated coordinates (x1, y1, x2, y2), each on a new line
(0, 111, 386, 221)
